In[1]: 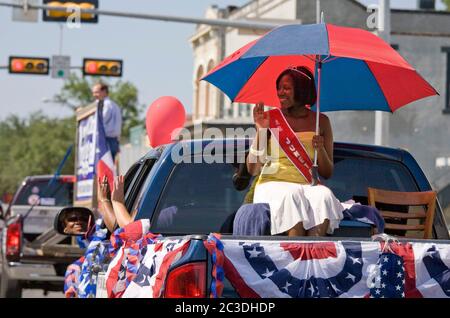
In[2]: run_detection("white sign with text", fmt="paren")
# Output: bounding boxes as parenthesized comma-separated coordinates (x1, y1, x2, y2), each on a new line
(76, 112, 97, 200)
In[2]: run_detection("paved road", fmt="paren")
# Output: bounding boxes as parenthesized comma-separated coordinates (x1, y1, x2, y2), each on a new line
(22, 289, 65, 298)
(0, 260, 66, 298)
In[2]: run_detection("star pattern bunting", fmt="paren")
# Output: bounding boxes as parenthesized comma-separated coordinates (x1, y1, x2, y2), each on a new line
(369, 252, 405, 298)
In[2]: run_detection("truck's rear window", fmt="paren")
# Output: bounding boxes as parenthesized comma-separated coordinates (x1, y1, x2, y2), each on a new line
(151, 156, 419, 234)
(14, 179, 73, 206)
(323, 157, 419, 203)
(151, 161, 248, 234)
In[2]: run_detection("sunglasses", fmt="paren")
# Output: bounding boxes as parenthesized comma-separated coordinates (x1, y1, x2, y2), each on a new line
(67, 216, 85, 222)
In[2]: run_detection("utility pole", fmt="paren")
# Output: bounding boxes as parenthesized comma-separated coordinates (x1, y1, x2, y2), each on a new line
(59, 23, 63, 55)
(374, 0, 391, 146)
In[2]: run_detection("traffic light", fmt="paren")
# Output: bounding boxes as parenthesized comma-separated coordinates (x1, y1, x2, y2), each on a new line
(8, 56, 50, 75)
(42, 0, 98, 23)
(83, 58, 123, 77)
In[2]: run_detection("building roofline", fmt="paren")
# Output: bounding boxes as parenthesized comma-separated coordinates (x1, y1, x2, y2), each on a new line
(230, 0, 257, 16)
(347, 0, 368, 10)
(392, 8, 450, 15)
(392, 31, 450, 37)
(234, 0, 450, 17)
(233, 0, 368, 17)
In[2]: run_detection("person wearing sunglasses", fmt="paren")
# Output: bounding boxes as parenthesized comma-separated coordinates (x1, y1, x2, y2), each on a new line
(63, 211, 90, 235)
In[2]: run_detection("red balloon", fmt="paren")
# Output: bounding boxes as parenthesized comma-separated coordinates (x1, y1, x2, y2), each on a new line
(146, 96, 186, 148)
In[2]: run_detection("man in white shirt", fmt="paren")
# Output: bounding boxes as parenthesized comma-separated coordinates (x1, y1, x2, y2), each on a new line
(92, 83, 123, 162)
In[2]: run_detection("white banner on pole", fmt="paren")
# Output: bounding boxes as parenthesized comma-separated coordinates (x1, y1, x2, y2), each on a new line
(76, 111, 97, 201)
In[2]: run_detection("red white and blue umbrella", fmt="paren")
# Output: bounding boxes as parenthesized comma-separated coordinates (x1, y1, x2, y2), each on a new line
(202, 23, 438, 183)
(202, 23, 438, 112)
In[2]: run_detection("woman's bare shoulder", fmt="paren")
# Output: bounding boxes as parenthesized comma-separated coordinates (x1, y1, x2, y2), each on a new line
(318, 112, 331, 125)
(309, 111, 330, 123)
(310, 111, 332, 135)
(318, 112, 329, 120)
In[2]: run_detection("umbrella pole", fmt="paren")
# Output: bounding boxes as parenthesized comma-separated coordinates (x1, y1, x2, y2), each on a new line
(311, 60, 322, 186)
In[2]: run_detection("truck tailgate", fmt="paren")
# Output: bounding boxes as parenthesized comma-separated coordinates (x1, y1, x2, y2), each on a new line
(10, 205, 61, 234)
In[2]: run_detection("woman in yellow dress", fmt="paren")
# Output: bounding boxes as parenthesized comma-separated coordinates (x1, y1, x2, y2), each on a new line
(247, 67, 343, 237)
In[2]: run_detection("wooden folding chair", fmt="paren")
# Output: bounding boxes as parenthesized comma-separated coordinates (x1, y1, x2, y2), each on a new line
(367, 187, 437, 239)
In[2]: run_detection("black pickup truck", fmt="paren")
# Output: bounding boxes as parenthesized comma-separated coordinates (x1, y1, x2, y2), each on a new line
(58, 138, 450, 298)
(1, 175, 84, 297)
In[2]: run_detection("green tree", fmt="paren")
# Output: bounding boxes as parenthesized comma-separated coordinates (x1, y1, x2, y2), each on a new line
(444, 0, 450, 10)
(53, 73, 143, 139)
(0, 112, 75, 195)
(109, 81, 141, 138)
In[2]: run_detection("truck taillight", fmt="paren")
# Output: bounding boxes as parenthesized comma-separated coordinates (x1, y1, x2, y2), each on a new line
(164, 262, 207, 298)
(6, 221, 22, 262)
(61, 175, 75, 183)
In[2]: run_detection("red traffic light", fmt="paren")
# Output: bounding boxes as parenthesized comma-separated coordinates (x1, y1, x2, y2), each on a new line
(83, 58, 123, 77)
(11, 59, 25, 72)
(8, 56, 50, 75)
(86, 61, 98, 73)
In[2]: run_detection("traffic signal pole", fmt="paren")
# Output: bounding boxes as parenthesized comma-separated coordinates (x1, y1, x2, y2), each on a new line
(0, 1, 279, 30)
(374, 0, 391, 146)
(0, 1, 280, 74)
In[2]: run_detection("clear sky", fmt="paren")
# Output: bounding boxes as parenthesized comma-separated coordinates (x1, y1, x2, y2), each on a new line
(0, 0, 446, 121)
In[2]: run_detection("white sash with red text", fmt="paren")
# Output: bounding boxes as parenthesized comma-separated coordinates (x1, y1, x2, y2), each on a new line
(268, 108, 314, 184)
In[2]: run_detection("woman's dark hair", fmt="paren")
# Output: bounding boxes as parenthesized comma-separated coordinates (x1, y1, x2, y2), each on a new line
(276, 66, 316, 106)
(232, 162, 252, 191)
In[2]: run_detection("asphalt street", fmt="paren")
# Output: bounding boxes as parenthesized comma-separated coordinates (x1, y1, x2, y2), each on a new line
(22, 289, 65, 298)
